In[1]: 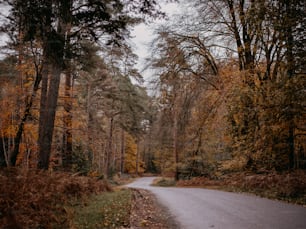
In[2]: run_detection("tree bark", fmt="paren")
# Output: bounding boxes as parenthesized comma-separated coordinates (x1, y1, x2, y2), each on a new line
(136, 139, 139, 175)
(120, 128, 125, 173)
(38, 63, 62, 170)
(61, 0, 73, 170)
(227, 0, 244, 71)
(37, 0, 67, 170)
(284, 0, 295, 169)
(62, 68, 73, 170)
(106, 117, 114, 177)
(173, 108, 179, 181)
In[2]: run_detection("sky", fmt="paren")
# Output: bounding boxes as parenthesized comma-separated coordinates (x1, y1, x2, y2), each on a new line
(0, 4, 11, 57)
(129, 2, 180, 77)
(0, 1, 180, 70)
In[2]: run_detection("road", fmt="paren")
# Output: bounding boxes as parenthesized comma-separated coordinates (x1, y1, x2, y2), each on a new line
(126, 177, 306, 229)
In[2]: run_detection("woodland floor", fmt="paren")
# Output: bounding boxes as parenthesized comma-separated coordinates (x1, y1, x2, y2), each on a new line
(174, 170, 306, 206)
(0, 169, 178, 229)
(128, 188, 180, 229)
(1, 169, 305, 228)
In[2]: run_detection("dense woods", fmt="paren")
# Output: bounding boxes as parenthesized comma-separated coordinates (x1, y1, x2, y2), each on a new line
(0, 0, 305, 179)
(145, 0, 306, 179)
(0, 0, 305, 227)
(0, 0, 160, 176)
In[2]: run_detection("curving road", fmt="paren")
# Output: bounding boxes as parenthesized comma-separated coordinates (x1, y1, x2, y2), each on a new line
(126, 177, 306, 229)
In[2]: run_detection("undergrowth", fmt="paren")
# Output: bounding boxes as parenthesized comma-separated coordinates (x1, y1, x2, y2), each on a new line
(222, 170, 306, 205)
(73, 189, 131, 228)
(0, 168, 112, 228)
(152, 177, 176, 187)
(176, 170, 306, 206)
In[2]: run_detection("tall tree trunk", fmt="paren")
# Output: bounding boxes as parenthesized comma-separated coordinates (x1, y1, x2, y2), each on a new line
(37, 51, 49, 169)
(227, 0, 244, 71)
(136, 139, 139, 175)
(62, 68, 73, 170)
(288, 121, 295, 169)
(10, 81, 39, 166)
(9, 29, 25, 166)
(106, 117, 114, 177)
(86, 83, 92, 152)
(37, 0, 67, 170)
(61, 0, 73, 170)
(173, 109, 179, 181)
(38, 63, 62, 169)
(284, 0, 295, 169)
(120, 128, 125, 173)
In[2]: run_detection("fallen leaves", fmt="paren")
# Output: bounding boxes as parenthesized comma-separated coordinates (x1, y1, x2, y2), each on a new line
(223, 170, 306, 204)
(0, 168, 111, 229)
(72, 189, 131, 228)
(129, 188, 179, 229)
(0, 168, 180, 229)
(176, 170, 306, 205)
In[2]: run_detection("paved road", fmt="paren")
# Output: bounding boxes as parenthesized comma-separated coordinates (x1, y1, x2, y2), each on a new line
(126, 177, 306, 229)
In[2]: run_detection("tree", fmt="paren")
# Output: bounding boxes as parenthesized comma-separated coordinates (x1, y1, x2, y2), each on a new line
(147, 28, 220, 179)
(10, 41, 43, 166)
(0, 56, 18, 166)
(2, 0, 164, 169)
(124, 133, 145, 174)
(186, 0, 306, 171)
(145, 0, 305, 176)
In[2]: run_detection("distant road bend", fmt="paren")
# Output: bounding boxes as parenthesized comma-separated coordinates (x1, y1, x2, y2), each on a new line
(126, 177, 306, 229)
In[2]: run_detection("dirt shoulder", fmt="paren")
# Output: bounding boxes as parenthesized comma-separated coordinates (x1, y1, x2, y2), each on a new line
(129, 188, 180, 229)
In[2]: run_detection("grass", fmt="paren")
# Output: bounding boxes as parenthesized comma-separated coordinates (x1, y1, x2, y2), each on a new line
(152, 177, 176, 187)
(72, 189, 132, 229)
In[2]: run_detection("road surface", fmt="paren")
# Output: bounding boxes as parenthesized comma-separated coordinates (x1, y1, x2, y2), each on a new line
(126, 177, 306, 229)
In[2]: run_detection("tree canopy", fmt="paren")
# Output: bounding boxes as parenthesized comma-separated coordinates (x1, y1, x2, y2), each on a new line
(0, 0, 305, 178)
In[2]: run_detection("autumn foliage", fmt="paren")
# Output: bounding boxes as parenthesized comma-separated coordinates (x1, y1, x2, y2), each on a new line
(0, 168, 111, 228)
(0, 0, 305, 216)
(176, 170, 306, 205)
(143, 0, 306, 181)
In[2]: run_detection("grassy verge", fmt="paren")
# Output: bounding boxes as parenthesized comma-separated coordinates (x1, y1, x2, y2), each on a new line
(152, 177, 176, 187)
(221, 185, 306, 206)
(72, 189, 132, 229)
(176, 171, 306, 206)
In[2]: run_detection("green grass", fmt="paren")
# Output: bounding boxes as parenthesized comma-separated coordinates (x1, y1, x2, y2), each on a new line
(152, 177, 176, 187)
(73, 189, 132, 229)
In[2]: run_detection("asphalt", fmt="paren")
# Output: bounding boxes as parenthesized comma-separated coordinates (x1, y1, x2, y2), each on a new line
(126, 177, 306, 229)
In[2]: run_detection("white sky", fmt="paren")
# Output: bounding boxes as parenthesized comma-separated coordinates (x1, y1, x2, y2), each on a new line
(0, 4, 11, 57)
(0, 1, 180, 67)
(129, 2, 180, 74)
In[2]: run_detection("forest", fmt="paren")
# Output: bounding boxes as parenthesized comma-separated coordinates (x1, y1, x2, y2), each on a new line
(0, 0, 306, 175)
(0, 0, 304, 177)
(0, 0, 305, 227)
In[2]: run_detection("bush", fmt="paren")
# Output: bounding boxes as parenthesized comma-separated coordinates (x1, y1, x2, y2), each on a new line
(152, 177, 176, 187)
(71, 143, 92, 175)
(0, 168, 111, 228)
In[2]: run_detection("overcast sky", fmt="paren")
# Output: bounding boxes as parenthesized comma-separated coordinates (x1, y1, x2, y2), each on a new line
(129, 2, 180, 75)
(0, 1, 180, 66)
